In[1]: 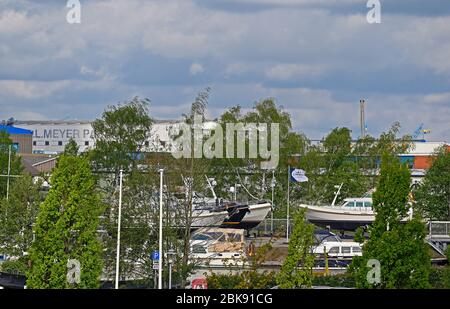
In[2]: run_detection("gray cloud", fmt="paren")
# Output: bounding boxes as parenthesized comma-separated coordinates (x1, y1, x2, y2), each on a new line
(0, 0, 448, 141)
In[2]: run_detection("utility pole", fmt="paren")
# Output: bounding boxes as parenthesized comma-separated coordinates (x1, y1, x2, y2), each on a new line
(6, 144, 11, 200)
(115, 169, 123, 289)
(286, 165, 290, 243)
(158, 169, 164, 290)
(271, 170, 276, 236)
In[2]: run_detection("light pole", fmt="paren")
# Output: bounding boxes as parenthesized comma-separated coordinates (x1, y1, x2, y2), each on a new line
(287, 165, 290, 243)
(115, 169, 123, 289)
(6, 145, 11, 200)
(270, 170, 276, 236)
(158, 169, 164, 290)
(167, 249, 175, 289)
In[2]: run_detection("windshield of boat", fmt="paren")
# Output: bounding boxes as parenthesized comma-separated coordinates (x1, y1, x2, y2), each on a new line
(191, 232, 223, 241)
(341, 200, 373, 207)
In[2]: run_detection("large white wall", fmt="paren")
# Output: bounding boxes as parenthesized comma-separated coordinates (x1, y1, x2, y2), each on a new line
(16, 121, 180, 154)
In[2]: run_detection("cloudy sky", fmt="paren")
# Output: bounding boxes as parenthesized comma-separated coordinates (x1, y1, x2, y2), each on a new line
(0, 0, 449, 140)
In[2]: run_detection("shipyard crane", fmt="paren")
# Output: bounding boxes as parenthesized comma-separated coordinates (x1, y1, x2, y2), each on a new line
(412, 123, 431, 141)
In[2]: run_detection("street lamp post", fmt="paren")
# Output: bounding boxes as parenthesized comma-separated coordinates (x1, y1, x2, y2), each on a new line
(158, 169, 164, 290)
(6, 145, 11, 200)
(270, 170, 276, 236)
(287, 165, 290, 243)
(115, 169, 123, 289)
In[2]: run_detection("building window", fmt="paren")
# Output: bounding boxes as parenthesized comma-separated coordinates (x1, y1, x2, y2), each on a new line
(85, 141, 89, 146)
(58, 141, 63, 146)
(45, 141, 49, 146)
(33, 141, 37, 146)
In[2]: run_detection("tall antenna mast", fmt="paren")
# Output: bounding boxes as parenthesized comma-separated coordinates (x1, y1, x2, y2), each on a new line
(360, 99, 366, 138)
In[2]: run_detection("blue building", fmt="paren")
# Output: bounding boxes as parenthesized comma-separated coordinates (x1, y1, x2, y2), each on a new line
(0, 124, 33, 154)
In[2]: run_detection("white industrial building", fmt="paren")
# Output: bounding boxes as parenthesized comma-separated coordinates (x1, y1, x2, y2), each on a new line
(15, 120, 181, 155)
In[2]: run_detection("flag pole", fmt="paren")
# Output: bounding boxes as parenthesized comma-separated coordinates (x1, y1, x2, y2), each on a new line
(287, 165, 290, 243)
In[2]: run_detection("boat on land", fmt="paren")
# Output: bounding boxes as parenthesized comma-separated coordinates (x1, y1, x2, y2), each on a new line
(313, 241, 363, 268)
(230, 201, 272, 230)
(189, 228, 247, 267)
(191, 194, 272, 230)
(313, 241, 363, 258)
(191, 176, 272, 230)
(299, 188, 412, 231)
(299, 197, 375, 231)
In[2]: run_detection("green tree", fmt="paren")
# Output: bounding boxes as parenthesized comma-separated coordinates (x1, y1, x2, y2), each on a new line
(276, 208, 315, 288)
(354, 227, 365, 243)
(89, 98, 155, 285)
(323, 127, 352, 170)
(100, 170, 159, 287)
(210, 99, 308, 221)
(26, 155, 103, 289)
(0, 174, 43, 274)
(350, 153, 430, 288)
(298, 127, 368, 205)
(91, 97, 153, 175)
(414, 146, 450, 220)
(64, 138, 79, 156)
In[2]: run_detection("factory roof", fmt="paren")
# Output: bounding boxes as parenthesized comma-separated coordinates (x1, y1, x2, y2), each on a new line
(0, 125, 33, 135)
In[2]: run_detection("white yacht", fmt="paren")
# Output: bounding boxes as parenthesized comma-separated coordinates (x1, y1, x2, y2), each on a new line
(299, 185, 412, 231)
(299, 197, 375, 231)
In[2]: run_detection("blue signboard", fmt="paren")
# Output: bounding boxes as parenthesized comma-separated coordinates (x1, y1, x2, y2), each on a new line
(151, 251, 160, 261)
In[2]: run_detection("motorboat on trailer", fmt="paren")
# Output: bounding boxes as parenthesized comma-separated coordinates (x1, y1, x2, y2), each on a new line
(299, 185, 412, 231)
(238, 201, 272, 230)
(298, 184, 376, 230)
(192, 195, 272, 230)
(299, 197, 375, 231)
(195, 177, 272, 230)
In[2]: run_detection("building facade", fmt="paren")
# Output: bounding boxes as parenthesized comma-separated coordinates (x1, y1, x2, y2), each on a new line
(0, 124, 33, 154)
(15, 120, 181, 155)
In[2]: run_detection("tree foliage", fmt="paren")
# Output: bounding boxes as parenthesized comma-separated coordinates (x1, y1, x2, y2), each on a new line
(414, 146, 450, 220)
(27, 155, 103, 289)
(64, 138, 79, 157)
(276, 208, 315, 288)
(91, 97, 153, 174)
(350, 153, 430, 289)
(0, 174, 43, 274)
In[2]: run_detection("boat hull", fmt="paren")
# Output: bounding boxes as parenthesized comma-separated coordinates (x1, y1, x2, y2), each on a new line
(191, 211, 229, 229)
(218, 202, 272, 230)
(299, 204, 375, 231)
(240, 202, 272, 229)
